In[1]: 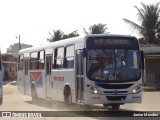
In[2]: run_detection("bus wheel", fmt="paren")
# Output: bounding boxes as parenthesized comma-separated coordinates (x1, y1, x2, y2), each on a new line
(111, 104, 120, 110)
(64, 88, 72, 106)
(31, 87, 37, 103)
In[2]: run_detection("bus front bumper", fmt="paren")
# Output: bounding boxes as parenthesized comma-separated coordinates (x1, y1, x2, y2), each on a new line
(84, 91, 142, 105)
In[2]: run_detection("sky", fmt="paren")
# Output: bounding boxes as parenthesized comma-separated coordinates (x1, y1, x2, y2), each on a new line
(0, 0, 159, 53)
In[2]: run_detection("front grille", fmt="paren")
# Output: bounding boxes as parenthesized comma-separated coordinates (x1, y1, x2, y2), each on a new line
(106, 96, 126, 101)
(98, 84, 133, 89)
(104, 91, 128, 94)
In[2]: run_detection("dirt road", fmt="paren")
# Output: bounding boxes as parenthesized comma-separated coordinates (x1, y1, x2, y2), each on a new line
(0, 83, 160, 120)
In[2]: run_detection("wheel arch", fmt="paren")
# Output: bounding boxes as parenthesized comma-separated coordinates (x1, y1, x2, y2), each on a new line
(63, 83, 71, 96)
(31, 82, 36, 93)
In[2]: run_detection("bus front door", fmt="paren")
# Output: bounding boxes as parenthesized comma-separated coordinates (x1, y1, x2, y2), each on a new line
(76, 50, 84, 102)
(45, 54, 52, 98)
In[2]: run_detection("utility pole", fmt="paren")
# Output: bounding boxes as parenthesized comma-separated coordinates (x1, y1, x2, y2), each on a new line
(16, 35, 21, 51)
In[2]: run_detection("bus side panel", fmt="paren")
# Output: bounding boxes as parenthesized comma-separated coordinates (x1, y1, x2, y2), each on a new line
(17, 71, 25, 94)
(30, 70, 46, 99)
(51, 69, 75, 102)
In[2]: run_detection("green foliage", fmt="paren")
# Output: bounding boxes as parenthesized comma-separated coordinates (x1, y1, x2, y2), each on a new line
(143, 84, 160, 91)
(47, 23, 108, 42)
(63, 30, 79, 39)
(123, 2, 160, 45)
(6, 43, 32, 57)
(47, 29, 79, 42)
(83, 23, 108, 34)
(138, 38, 147, 44)
(47, 29, 64, 42)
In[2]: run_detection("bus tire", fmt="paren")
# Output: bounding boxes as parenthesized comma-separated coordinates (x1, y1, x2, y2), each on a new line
(31, 86, 37, 103)
(111, 104, 120, 110)
(64, 86, 72, 106)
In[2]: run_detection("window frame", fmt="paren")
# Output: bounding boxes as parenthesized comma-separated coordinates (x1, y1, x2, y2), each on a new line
(18, 54, 24, 70)
(30, 52, 38, 70)
(65, 45, 75, 69)
(55, 47, 64, 69)
(38, 50, 45, 70)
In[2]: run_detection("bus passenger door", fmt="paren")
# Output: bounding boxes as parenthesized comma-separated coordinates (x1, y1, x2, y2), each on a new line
(24, 59, 30, 95)
(45, 54, 52, 98)
(76, 50, 84, 102)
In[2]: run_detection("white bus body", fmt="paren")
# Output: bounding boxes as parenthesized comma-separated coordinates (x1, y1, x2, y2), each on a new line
(17, 34, 142, 109)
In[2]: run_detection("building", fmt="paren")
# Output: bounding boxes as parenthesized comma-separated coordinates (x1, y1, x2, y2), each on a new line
(141, 46, 160, 86)
(2, 61, 17, 81)
(2, 54, 17, 81)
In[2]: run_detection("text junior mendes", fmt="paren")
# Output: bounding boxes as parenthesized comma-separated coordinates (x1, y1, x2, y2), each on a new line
(133, 112, 159, 117)
(6, 112, 42, 117)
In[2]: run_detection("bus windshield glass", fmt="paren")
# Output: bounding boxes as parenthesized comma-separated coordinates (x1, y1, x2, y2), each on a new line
(87, 49, 141, 82)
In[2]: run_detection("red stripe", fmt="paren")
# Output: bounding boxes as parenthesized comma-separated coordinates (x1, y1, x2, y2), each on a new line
(30, 72, 42, 81)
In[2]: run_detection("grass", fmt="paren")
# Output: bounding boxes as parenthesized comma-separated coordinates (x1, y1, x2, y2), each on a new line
(142, 84, 160, 91)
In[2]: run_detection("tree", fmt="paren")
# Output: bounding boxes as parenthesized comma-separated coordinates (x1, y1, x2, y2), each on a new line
(83, 23, 108, 34)
(47, 29, 64, 42)
(47, 29, 79, 42)
(123, 2, 160, 44)
(63, 30, 79, 39)
(6, 43, 32, 57)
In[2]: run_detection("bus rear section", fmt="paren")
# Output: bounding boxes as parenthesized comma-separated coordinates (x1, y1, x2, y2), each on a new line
(83, 35, 142, 109)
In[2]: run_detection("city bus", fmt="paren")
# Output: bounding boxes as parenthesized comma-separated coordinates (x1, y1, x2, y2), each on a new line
(17, 34, 143, 110)
(0, 49, 2, 105)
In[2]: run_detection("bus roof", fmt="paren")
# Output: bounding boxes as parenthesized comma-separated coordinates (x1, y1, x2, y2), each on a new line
(18, 34, 137, 54)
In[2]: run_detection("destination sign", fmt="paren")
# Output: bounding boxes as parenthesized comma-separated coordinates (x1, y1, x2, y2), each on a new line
(93, 39, 130, 45)
(87, 36, 139, 50)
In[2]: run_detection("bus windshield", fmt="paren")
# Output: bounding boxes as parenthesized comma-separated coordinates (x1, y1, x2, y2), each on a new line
(87, 49, 141, 82)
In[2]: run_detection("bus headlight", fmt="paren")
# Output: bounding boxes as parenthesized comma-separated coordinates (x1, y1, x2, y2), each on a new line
(131, 85, 141, 94)
(90, 86, 101, 94)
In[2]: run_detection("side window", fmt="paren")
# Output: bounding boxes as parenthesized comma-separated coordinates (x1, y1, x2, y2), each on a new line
(65, 45, 74, 68)
(55, 47, 64, 69)
(30, 52, 38, 70)
(24, 59, 29, 75)
(18, 54, 24, 70)
(38, 51, 45, 69)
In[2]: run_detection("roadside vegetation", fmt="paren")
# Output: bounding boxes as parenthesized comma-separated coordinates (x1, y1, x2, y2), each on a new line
(143, 84, 160, 91)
